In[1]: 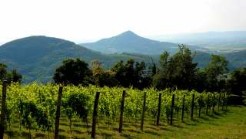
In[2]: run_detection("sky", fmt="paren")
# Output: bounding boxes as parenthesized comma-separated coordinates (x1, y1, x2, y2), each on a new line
(0, 0, 245, 44)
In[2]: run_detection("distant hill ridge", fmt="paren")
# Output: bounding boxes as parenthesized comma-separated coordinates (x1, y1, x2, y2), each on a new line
(80, 31, 209, 55)
(152, 31, 246, 53)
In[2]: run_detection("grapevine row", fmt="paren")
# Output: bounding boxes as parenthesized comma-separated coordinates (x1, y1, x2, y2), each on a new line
(0, 83, 228, 137)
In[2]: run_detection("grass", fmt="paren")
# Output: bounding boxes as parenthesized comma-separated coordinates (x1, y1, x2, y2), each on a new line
(147, 106, 246, 139)
(4, 106, 246, 139)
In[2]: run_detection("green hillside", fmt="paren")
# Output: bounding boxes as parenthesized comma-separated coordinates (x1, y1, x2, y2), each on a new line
(0, 36, 153, 82)
(223, 50, 246, 69)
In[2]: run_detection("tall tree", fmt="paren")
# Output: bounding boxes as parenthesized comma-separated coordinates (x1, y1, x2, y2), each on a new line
(205, 55, 228, 92)
(53, 58, 92, 85)
(153, 45, 197, 90)
(227, 68, 246, 104)
(170, 45, 197, 89)
(111, 59, 150, 88)
(153, 51, 170, 89)
(91, 60, 118, 87)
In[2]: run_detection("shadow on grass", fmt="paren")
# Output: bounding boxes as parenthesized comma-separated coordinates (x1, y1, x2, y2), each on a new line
(125, 128, 142, 134)
(99, 132, 114, 138)
(199, 116, 211, 121)
(73, 123, 91, 128)
(171, 124, 184, 128)
(144, 130, 161, 136)
(158, 126, 174, 132)
(121, 133, 135, 139)
(183, 121, 198, 126)
(72, 129, 88, 134)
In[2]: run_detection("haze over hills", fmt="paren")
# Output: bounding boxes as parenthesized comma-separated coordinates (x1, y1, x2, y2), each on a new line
(151, 31, 246, 53)
(80, 31, 210, 55)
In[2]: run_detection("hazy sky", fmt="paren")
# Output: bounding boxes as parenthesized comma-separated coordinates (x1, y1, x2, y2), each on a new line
(0, 0, 245, 43)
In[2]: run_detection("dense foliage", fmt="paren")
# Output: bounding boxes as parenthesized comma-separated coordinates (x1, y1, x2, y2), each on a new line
(0, 63, 22, 83)
(53, 58, 92, 85)
(153, 45, 197, 90)
(1, 43, 245, 104)
(49, 45, 245, 104)
(0, 83, 227, 134)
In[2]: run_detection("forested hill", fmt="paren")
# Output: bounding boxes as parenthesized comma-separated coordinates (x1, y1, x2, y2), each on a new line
(223, 50, 246, 69)
(0, 36, 153, 82)
(80, 31, 209, 55)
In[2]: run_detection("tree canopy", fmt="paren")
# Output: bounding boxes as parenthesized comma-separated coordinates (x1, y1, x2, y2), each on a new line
(204, 54, 228, 92)
(0, 63, 7, 81)
(53, 58, 92, 85)
(0, 63, 22, 83)
(111, 59, 152, 89)
(50, 46, 245, 105)
(153, 45, 197, 90)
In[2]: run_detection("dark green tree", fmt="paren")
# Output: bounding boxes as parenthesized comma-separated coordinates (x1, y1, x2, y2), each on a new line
(0, 63, 7, 81)
(227, 68, 246, 104)
(193, 69, 207, 92)
(152, 51, 170, 89)
(91, 60, 119, 87)
(111, 59, 150, 89)
(170, 45, 197, 89)
(204, 55, 228, 92)
(153, 45, 197, 90)
(0, 63, 22, 83)
(7, 69, 22, 83)
(53, 58, 92, 85)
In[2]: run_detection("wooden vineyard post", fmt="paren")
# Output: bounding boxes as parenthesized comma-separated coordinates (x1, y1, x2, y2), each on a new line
(156, 93, 162, 126)
(218, 93, 221, 111)
(212, 94, 215, 113)
(222, 93, 225, 111)
(119, 90, 126, 133)
(54, 86, 63, 139)
(0, 80, 7, 139)
(206, 95, 210, 115)
(141, 92, 147, 131)
(170, 94, 175, 125)
(198, 96, 202, 118)
(181, 95, 185, 122)
(190, 94, 195, 120)
(91, 92, 100, 139)
(225, 93, 228, 110)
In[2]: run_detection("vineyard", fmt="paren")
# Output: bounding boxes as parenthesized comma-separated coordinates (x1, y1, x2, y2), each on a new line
(0, 82, 228, 138)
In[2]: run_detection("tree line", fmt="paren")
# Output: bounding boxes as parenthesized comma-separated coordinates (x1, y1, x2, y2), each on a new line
(0, 45, 245, 104)
(52, 45, 245, 104)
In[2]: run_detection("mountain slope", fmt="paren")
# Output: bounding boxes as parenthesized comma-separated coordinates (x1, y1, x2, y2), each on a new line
(81, 31, 208, 55)
(0, 36, 153, 82)
(224, 50, 246, 69)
